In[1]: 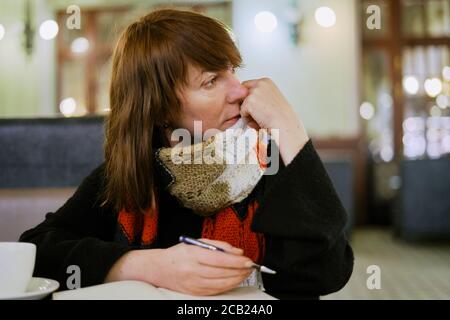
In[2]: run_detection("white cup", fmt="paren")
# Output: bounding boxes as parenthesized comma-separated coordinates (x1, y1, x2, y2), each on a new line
(0, 242, 36, 296)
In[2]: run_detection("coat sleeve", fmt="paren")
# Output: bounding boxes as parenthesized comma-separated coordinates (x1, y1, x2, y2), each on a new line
(251, 140, 354, 299)
(19, 164, 132, 290)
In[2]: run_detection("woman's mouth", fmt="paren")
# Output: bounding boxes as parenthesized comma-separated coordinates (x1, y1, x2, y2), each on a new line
(225, 115, 241, 125)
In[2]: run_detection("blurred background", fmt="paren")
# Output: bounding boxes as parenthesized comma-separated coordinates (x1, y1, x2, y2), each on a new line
(0, 0, 449, 299)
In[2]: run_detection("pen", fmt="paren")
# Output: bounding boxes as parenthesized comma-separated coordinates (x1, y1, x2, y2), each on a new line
(179, 235, 276, 274)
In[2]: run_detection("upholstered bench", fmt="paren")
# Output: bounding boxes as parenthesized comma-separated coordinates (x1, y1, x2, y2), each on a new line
(0, 117, 104, 241)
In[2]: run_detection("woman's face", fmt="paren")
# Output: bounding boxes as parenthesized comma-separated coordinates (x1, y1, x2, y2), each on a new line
(173, 63, 249, 138)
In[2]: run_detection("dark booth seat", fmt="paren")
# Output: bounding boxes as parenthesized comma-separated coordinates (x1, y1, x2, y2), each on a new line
(395, 157, 450, 241)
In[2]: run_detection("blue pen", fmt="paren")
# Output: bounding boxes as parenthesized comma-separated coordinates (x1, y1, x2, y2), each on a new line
(179, 235, 276, 274)
(179, 235, 226, 252)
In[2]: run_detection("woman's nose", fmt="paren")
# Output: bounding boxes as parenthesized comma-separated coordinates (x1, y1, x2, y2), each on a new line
(227, 80, 249, 104)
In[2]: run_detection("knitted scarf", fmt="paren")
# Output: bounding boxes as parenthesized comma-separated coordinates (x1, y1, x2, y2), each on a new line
(117, 119, 268, 263)
(157, 118, 269, 216)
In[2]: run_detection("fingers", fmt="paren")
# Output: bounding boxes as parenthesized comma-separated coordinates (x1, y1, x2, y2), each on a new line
(241, 79, 259, 89)
(193, 246, 253, 269)
(198, 238, 243, 255)
(240, 93, 262, 128)
(239, 107, 251, 121)
(164, 241, 256, 296)
(197, 264, 253, 279)
(239, 103, 254, 123)
(181, 260, 253, 296)
(240, 109, 261, 130)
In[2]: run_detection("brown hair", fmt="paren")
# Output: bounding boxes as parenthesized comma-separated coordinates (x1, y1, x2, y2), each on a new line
(102, 9, 243, 215)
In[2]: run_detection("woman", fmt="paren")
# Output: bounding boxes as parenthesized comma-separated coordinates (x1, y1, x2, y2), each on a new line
(20, 9, 353, 299)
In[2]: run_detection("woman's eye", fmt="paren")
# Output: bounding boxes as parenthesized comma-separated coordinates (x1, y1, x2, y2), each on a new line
(204, 76, 217, 89)
(227, 64, 237, 74)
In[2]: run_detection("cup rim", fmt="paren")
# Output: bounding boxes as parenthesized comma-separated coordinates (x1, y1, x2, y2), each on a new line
(0, 242, 36, 249)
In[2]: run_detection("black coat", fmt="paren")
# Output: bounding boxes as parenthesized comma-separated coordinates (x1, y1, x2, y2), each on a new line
(19, 140, 354, 299)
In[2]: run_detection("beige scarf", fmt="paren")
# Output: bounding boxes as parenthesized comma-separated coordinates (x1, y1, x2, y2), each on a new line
(156, 119, 269, 216)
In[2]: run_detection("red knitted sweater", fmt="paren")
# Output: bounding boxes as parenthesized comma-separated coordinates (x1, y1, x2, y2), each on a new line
(117, 199, 265, 263)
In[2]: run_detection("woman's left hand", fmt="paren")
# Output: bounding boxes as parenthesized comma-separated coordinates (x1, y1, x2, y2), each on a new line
(240, 78, 309, 165)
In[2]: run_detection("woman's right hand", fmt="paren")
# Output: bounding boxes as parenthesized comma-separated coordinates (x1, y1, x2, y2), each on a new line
(105, 239, 254, 296)
(154, 239, 254, 296)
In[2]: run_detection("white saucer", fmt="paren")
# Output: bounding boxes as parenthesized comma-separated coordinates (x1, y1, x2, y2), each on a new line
(0, 277, 59, 300)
